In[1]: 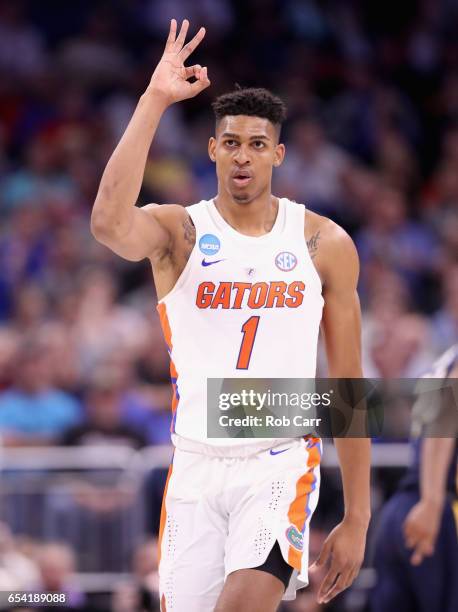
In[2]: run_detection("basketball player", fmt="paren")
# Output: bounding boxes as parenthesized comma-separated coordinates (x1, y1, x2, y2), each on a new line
(371, 345, 458, 612)
(91, 19, 371, 612)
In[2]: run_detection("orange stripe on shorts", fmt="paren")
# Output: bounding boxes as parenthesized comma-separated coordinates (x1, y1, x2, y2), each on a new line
(158, 462, 173, 567)
(287, 439, 321, 570)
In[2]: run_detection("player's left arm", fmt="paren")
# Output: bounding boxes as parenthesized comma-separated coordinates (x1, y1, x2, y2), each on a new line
(403, 362, 458, 565)
(309, 219, 371, 604)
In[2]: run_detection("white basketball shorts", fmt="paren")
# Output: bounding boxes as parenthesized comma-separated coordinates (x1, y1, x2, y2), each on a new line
(158, 436, 322, 612)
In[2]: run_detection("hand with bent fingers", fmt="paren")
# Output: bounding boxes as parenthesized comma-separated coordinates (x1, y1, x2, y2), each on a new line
(403, 498, 442, 566)
(309, 518, 367, 604)
(148, 19, 210, 106)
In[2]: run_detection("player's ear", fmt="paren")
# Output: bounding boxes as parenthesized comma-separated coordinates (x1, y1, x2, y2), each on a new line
(208, 137, 216, 162)
(273, 143, 285, 167)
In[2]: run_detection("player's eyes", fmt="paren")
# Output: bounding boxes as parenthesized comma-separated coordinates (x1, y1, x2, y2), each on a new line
(252, 141, 265, 148)
(224, 140, 238, 147)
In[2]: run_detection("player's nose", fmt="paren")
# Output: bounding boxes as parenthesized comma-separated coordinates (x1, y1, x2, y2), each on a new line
(234, 144, 251, 164)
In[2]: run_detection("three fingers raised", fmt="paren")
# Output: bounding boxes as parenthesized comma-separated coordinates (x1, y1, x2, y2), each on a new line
(165, 19, 206, 59)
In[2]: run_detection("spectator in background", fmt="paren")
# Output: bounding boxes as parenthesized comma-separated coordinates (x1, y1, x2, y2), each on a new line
(10, 282, 48, 333)
(135, 316, 173, 389)
(439, 206, 458, 259)
(112, 538, 160, 612)
(56, 6, 131, 89)
(33, 543, 86, 611)
(73, 266, 150, 373)
(143, 147, 200, 205)
(431, 263, 458, 353)
(370, 346, 458, 612)
(355, 186, 439, 308)
(0, 204, 50, 320)
(31, 320, 82, 393)
(41, 224, 91, 299)
(276, 116, 353, 220)
(0, 0, 47, 78)
(0, 327, 18, 390)
(423, 153, 458, 217)
(61, 367, 148, 450)
(374, 126, 419, 194)
(0, 336, 81, 445)
(1, 135, 74, 212)
(85, 355, 172, 446)
(361, 266, 435, 378)
(0, 522, 40, 591)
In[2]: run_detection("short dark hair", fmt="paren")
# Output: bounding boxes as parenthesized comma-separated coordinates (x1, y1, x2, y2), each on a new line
(212, 86, 287, 130)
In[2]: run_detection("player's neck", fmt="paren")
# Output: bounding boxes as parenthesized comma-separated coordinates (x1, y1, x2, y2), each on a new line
(213, 191, 279, 237)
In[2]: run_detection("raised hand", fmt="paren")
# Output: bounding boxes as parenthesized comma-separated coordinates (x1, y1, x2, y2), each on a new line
(148, 19, 210, 106)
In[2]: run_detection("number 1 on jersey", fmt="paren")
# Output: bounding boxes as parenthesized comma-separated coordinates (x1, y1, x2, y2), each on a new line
(236, 316, 260, 370)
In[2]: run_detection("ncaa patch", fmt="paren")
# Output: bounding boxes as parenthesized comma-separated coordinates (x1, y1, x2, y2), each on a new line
(275, 251, 297, 271)
(285, 525, 304, 551)
(199, 234, 221, 256)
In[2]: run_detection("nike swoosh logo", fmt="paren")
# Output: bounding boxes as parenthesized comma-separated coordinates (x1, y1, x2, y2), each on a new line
(270, 447, 291, 456)
(201, 258, 225, 267)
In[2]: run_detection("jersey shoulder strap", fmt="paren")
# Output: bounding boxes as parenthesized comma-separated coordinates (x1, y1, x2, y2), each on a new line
(186, 200, 214, 232)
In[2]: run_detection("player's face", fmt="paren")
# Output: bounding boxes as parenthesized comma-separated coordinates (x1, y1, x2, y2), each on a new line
(208, 116, 285, 204)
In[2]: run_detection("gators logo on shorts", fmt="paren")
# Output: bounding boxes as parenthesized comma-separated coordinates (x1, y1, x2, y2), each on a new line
(285, 525, 304, 551)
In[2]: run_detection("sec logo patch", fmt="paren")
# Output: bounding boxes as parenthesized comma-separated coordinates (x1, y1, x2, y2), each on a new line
(275, 251, 297, 271)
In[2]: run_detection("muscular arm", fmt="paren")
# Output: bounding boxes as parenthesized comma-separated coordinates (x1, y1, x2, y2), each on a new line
(91, 19, 209, 262)
(91, 94, 173, 261)
(308, 216, 370, 603)
(316, 219, 371, 524)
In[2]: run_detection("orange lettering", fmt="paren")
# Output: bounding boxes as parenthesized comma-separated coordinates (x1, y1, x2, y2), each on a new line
(247, 282, 268, 308)
(232, 282, 252, 309)
(265, 281, 287, 308)
(211, 282, 232, 309)
(196, 282, 215, 308)
(285, 281, 305, 307)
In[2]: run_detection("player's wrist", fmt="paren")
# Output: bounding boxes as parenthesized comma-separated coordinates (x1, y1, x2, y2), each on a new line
(142, 85, 172, 111)
(420, 495, 445, 511)
(342, 510, 371, 529)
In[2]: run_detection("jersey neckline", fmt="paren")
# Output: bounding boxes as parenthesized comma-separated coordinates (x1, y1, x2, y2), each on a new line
(207, 197, 286, 244)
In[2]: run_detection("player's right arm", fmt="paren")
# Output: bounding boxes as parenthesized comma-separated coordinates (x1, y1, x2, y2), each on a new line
(90, 19, 210, 262)
(403, 437, 455, 565)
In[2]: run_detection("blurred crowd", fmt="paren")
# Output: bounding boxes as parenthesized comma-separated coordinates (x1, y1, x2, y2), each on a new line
(0, 520, 161, 611)
(0, 0, 458, 446)
(0, 519, 340, 612)
(0, 1, 457, 609)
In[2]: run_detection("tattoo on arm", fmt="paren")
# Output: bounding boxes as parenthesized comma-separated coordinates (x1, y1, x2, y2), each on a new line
(183, 215, 196, 248)
(307, 230, 321, 259)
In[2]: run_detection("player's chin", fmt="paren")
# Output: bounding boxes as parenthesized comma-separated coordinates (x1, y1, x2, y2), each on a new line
(232, 191, 252, 203)
(229, 184, 255, 203)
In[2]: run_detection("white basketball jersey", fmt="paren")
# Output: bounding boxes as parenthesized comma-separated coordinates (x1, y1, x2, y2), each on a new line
(157, 198, 324, 453)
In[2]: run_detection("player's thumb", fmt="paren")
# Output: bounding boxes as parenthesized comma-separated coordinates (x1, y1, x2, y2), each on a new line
(309, 540, 331, 571)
